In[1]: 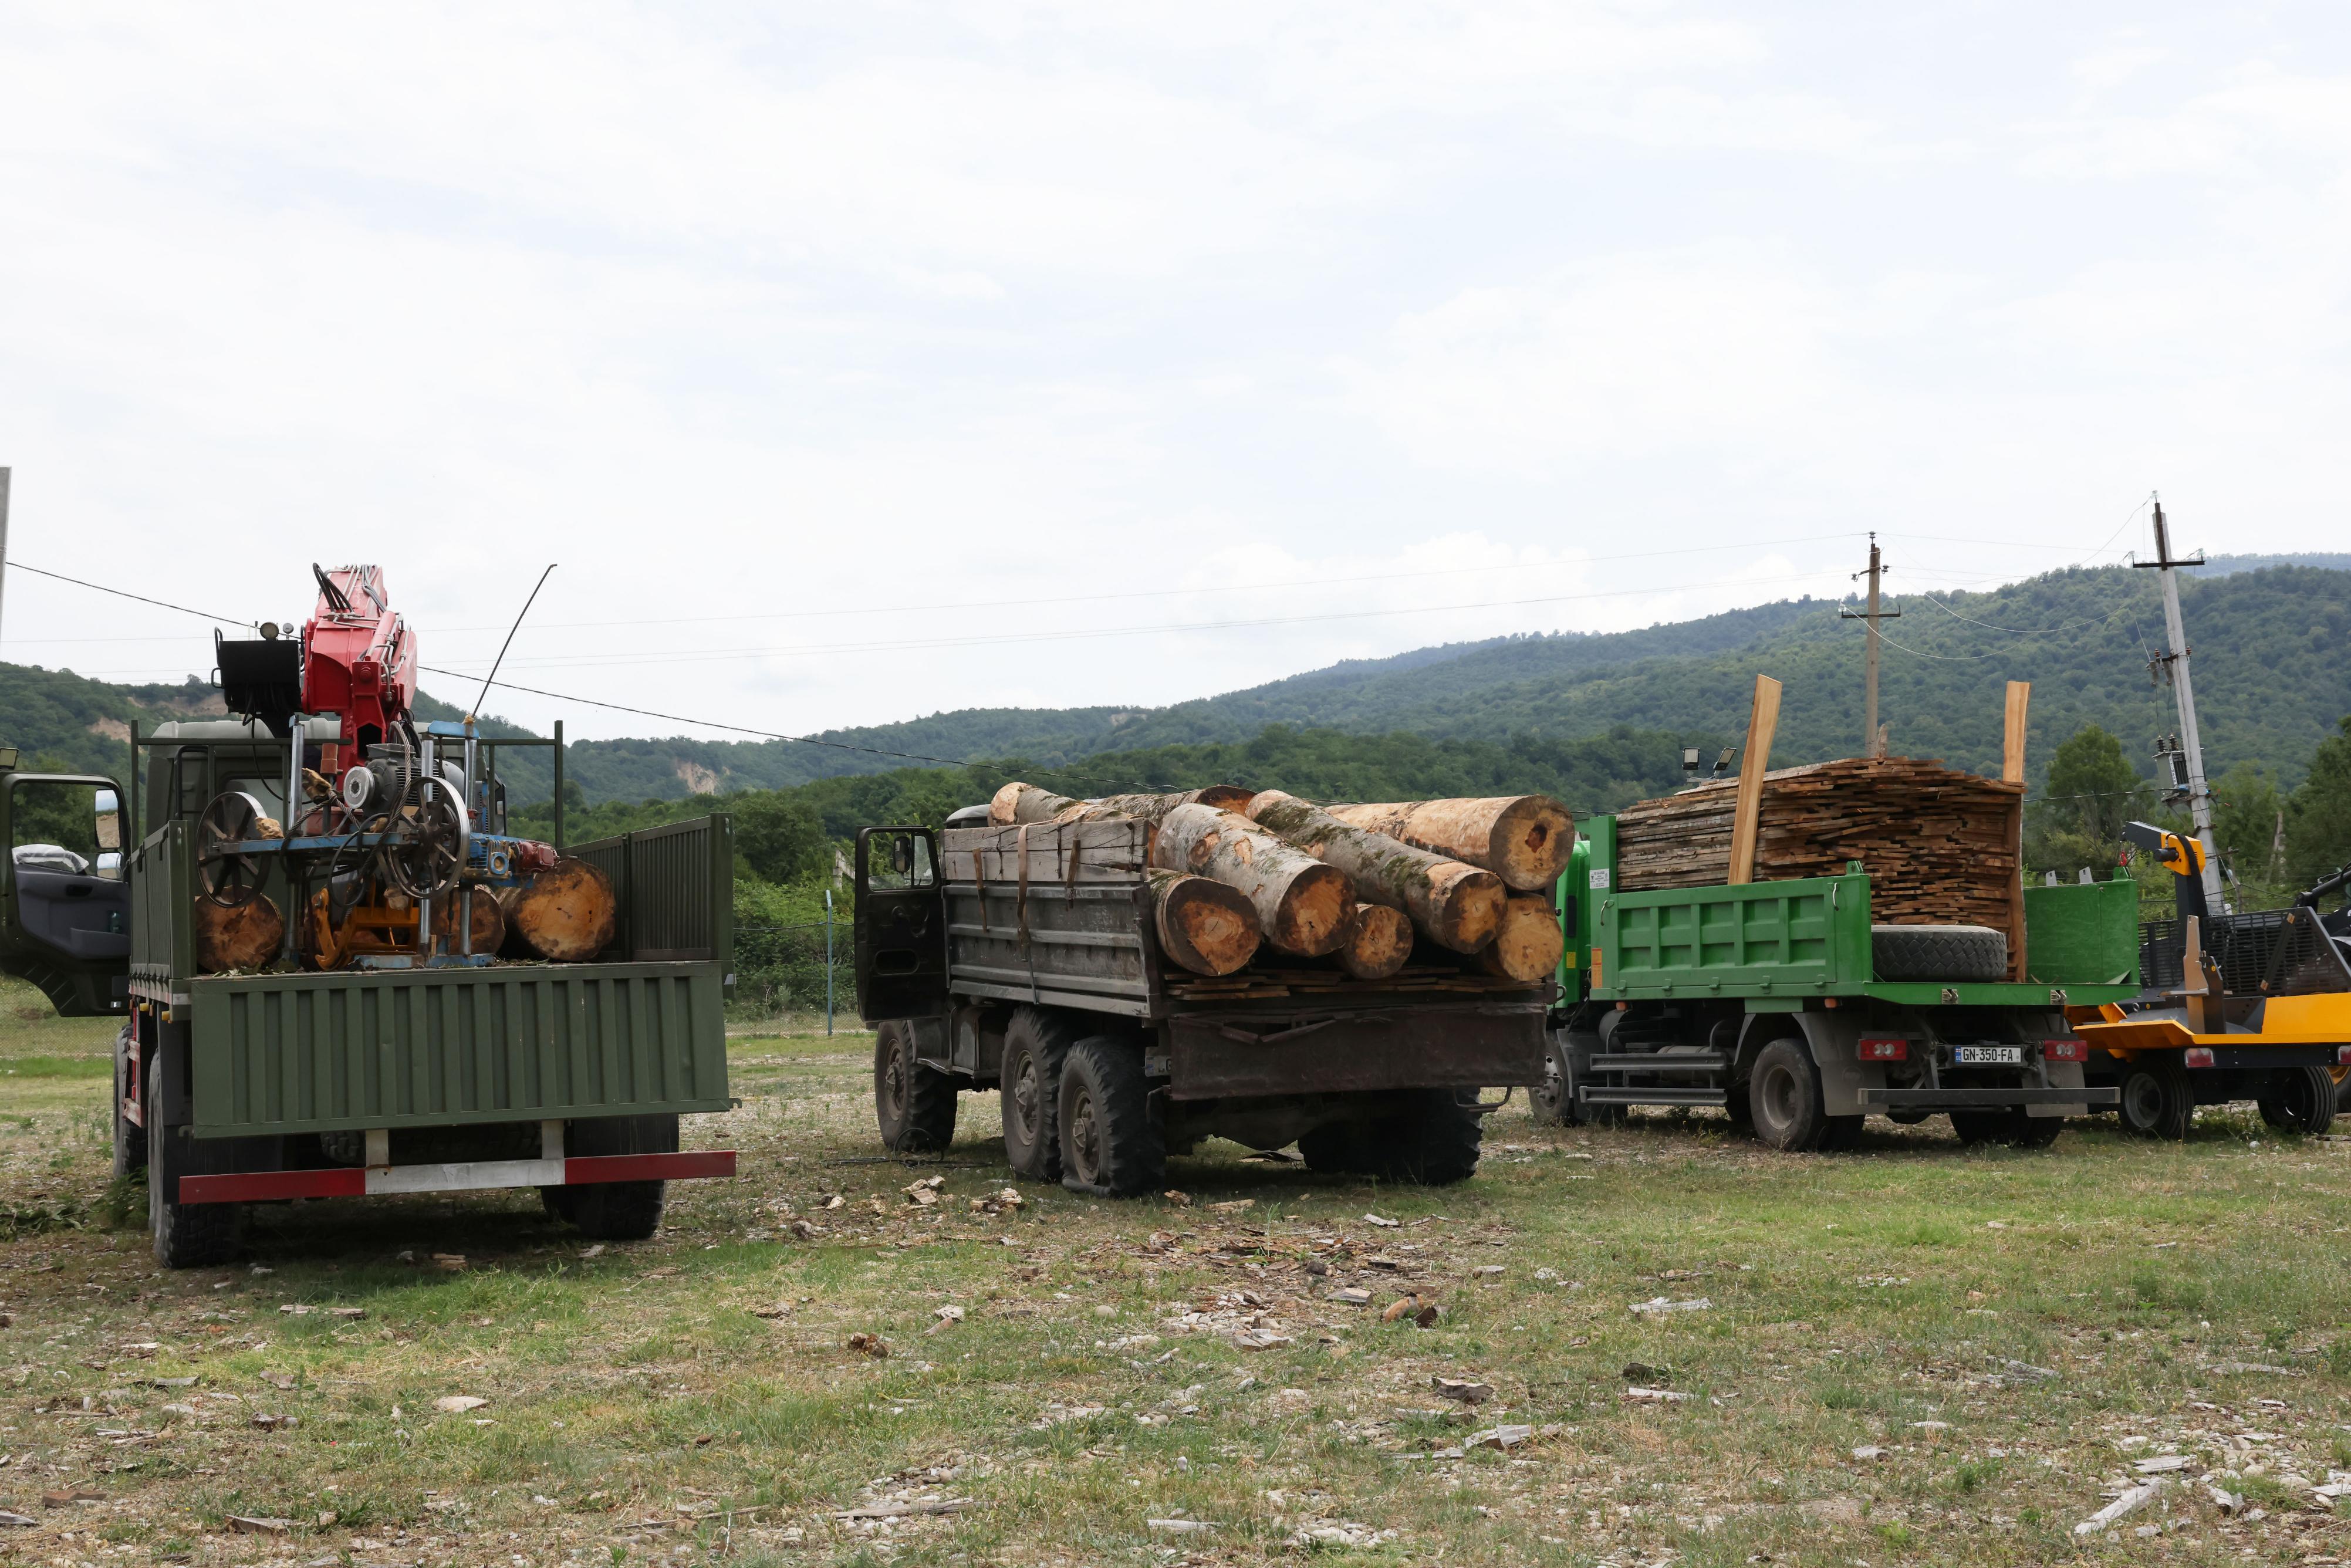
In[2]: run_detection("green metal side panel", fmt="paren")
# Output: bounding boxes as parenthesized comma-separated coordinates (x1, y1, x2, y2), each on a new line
(1595, 870, 1870, 999)
(2022, 876, 2140, 988)
(130, 819, 195, 989)
(569, 815, 735, 965)
(187, 962, 729, 1137)
(1855, 979, 2139, 1006)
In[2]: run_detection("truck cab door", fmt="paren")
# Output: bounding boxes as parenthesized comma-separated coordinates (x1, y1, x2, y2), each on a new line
(854, 827, 947, 1022)
(0, 773, 134, 1016)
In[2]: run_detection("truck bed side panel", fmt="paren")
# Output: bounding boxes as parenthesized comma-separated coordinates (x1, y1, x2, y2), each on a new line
(1168, 1000, 1548, 1098)
(188, 963, 729, 1137)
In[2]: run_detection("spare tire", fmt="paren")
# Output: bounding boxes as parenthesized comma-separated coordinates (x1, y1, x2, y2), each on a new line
(1871, 924, 2008, 982)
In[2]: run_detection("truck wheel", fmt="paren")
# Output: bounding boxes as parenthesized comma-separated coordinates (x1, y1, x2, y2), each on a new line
(147, 1066, 237, 1269)
(2007, 1114, 2065, 1149)
(552, 1114, 677, 1241)
(1747, 1039, 1829, 1153)
(1819, 1114, 1864, 1151)
(1530, 1033, 1572, 1126)
(2257, 1066, 2338, 1136)
(1360, 1090, 1484, 1185)
(1869, 924, 2008, 982)
(1056, 1038, 1164, 1197)
(112, 1024, 146, 1178)
(1298, 1121, 1364, 1174)
(1001, 1008, 1077, 1183)
(874, 1020, 958, 1153)
(2118, 1063, 2194, 1140)
(1954, 1109, 2065, 1148)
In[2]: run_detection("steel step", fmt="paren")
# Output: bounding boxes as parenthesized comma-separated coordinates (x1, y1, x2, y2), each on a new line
(1579, 1086, 1729, 1107)
(1587, 1052, 1728, 1071)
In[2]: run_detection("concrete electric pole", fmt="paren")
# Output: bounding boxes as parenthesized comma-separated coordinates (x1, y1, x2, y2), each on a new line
(2134, 498, 2226, 912)
(1839, 533, 1899, 758)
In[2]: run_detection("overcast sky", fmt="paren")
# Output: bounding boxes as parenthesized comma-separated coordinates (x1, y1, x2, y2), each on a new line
(2, 3, 2346, 742)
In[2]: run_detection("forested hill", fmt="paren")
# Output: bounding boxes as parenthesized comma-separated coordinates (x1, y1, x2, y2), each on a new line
(3, 557, 2347, 802)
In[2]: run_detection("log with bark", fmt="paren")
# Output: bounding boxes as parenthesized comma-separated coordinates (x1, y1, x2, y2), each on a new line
(1331, 902, 1414, 981)
(1146, 869, 1262, 976)
(1150, 804, 1356, 957)
(194, 894, 284, 973)
(1242, 790, 1504, 954)
(1323, 796, 1574, 891)
(1476, 893, 1566, 984)
(432, 886, 507, 956)
(989, 781, 1254, 827)
(496, 857, 619, 962)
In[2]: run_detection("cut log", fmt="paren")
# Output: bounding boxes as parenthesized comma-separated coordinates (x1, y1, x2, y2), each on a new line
(495, 857, 618, 962)
(1146, 869, 1261, 976)
(1150, 804, 1356, 957)
(1333, 903, 1414, 981)
(989, 782, 1255, 826)
(1477, 894, 1565, 984)
(1243, 790, 1504, 954)
(194, 894, 283, 973)
(431, 886, 507, 955)
(1323, 797, 1575, 891)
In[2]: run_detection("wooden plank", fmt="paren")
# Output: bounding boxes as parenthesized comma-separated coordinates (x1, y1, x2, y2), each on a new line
(939, 820, 1149, 886)
(1726, 675, 1782, 886)
(2003, 681, 2031, 785)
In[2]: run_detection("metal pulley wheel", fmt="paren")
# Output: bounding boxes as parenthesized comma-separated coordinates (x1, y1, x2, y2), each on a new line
(384, 777, 469, 900)
(195, 790, 274, 907)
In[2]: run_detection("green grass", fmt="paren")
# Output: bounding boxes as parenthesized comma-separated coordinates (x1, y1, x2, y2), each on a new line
(0, 1008, 2346, 1563)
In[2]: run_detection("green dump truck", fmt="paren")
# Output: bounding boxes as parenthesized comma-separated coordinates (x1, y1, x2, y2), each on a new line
(1532, 813, 2144, 1149)
(0, 721, 737, 1266)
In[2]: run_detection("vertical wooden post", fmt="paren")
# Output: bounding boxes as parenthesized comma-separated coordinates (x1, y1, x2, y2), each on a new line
(1727, 675, 1782, 886)
(2002, 681, 2031, 783)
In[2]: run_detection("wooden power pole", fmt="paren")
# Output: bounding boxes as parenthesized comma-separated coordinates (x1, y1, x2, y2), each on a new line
(1839, 533, 1899, 756)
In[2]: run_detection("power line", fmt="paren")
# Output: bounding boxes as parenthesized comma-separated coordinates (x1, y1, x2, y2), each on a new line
(415, 663, 1198, 796)
(2, 559, 253, 629)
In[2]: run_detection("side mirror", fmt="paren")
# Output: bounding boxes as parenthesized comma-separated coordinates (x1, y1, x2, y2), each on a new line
(891, 837, 915, 876)
(95, 789, 121, 850)
(96, 851, 122, 875)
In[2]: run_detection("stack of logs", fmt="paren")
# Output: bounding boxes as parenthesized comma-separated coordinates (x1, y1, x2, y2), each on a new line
(1614, 754, 2025, 937)
(988, 781, 1574, 988)
(194, 855, 620, 974)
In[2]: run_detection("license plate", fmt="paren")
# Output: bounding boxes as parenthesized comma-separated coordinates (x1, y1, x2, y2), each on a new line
(1954, 1045, 2022, 1066)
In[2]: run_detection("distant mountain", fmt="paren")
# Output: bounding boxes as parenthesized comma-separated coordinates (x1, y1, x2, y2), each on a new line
(5, 557, 2347, 803)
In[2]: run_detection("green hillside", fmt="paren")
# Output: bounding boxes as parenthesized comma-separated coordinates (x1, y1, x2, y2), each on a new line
(4, 557, 2346, 806)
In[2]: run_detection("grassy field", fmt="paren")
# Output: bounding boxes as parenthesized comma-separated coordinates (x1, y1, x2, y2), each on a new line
(1, 979, 2349, 1566)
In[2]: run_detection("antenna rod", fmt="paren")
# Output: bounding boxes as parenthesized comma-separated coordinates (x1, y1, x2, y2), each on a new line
(471, 565, 556, 721)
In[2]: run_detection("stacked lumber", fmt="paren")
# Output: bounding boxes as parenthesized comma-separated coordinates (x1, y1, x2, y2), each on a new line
(1614, 755, 2024, 941)
(974, 782, 1573, 988)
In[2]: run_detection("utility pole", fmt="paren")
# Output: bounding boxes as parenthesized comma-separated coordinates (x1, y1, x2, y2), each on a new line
(1838, 533, 1899, 757)
(0, 467, 11, 647)
(2133, 497, 2225, 911)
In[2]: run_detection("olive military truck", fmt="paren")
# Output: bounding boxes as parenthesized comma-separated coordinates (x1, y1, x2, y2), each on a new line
(0, 565, 737, 1266)
(853, 810, 1553, 1193)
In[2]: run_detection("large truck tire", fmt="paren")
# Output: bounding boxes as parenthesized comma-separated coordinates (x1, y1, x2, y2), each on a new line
(1359, 1090, 1484, 1185)
(1001, 1008, 1079, 1182)
(112, 1023, 146, 1178)
(1298, 1121, 1366, 1174)
(2118, 1062, 2194, 1140)
(1950, 1109, 2062, 1148)
(2257, 1066, 2338, 1136)
(874, 1019, 958, 1153)
(547, 1114, 676, 1241)
(1056, 1038, 1164, 1197)
(1747, 1038, 1831, 1152)
(1870, 924, 2008, 982)
(147, 1069, 237, 1269)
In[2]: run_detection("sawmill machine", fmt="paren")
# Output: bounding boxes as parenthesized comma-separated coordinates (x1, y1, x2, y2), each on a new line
(199, 563, 559, 969)
(2066, 822, 2351, 1136)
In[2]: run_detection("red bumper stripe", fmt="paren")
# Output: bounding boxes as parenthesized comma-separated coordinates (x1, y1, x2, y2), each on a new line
(178, 1150, 736, 1205)
(567, 1151, 737, 1185)
(180, 1168, 367, 1204)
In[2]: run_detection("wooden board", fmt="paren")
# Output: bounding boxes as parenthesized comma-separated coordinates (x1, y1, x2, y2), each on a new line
(1616, 755, 2026, 972)
(940, 819, 1150, 887)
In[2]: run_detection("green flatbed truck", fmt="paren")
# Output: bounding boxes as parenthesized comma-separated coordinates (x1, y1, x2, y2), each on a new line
(1531, 812, 2144, 1150)
(0, 721, 737, 1266)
